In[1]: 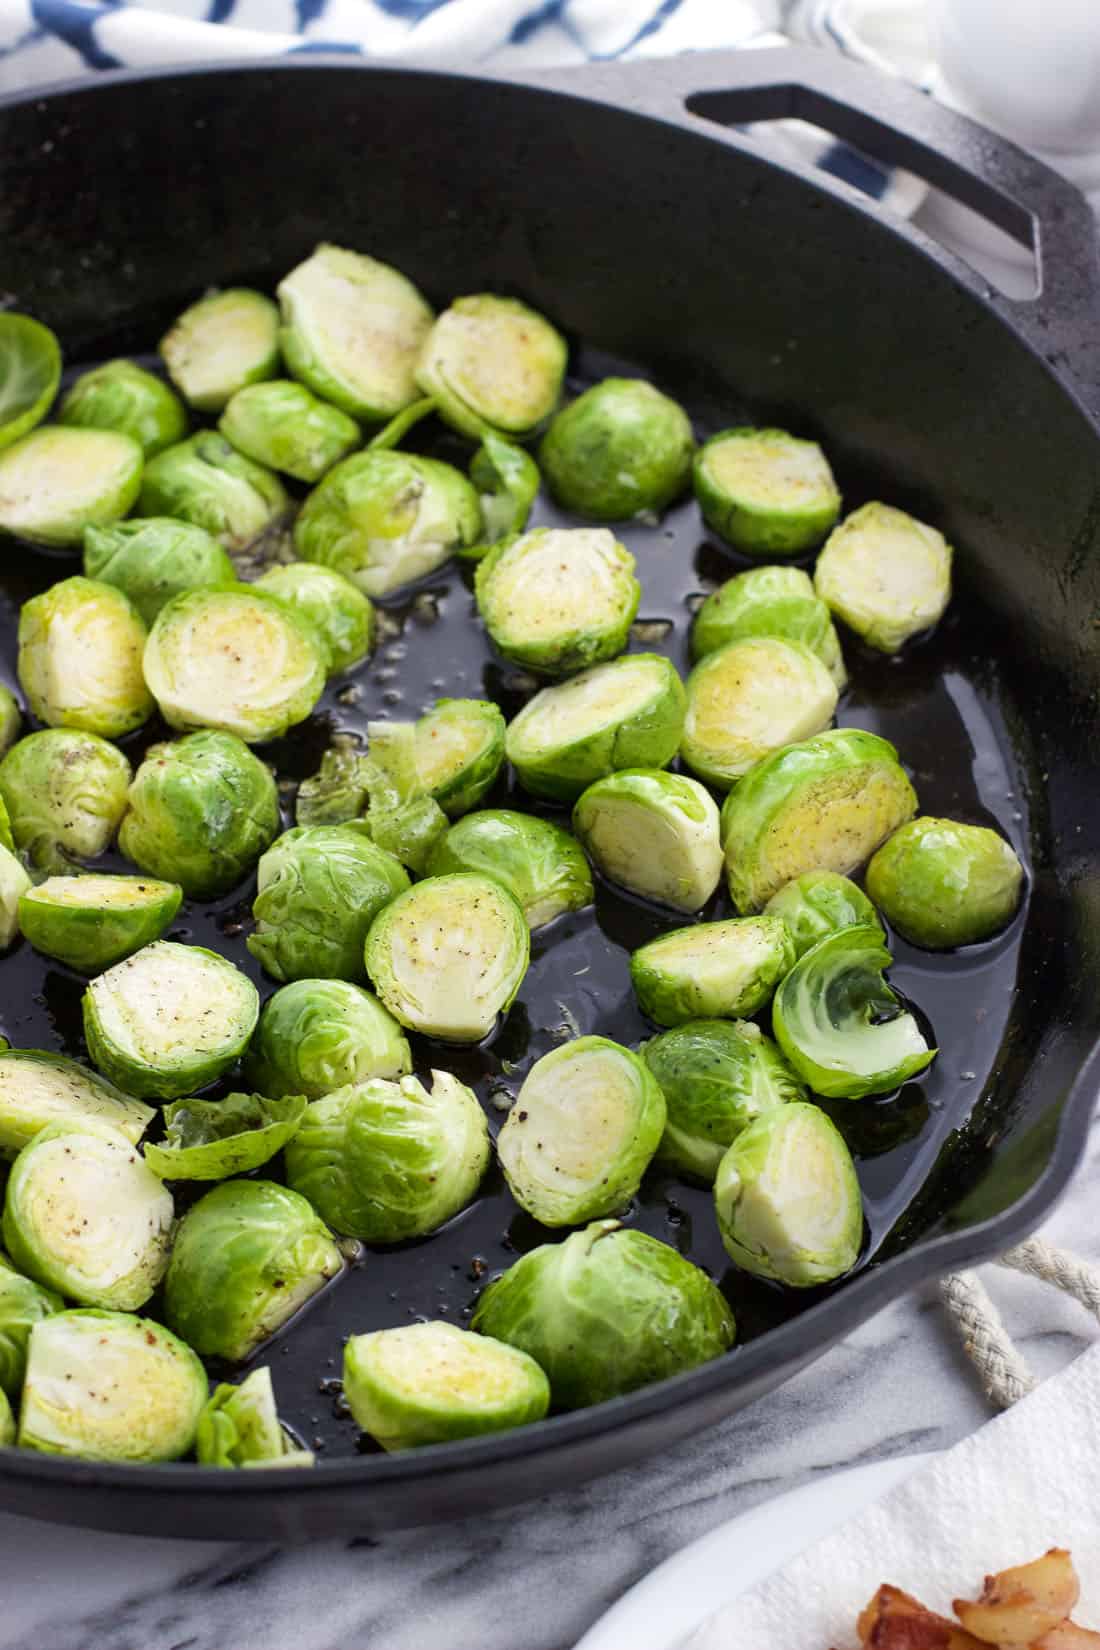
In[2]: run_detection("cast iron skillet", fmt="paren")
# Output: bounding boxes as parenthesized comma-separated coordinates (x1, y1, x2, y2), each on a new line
(0, 47, 1099, 1540)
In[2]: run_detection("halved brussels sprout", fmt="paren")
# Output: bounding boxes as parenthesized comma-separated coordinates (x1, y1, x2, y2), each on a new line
(120, 730, 281, 899)
(681, 637, 838, 790)
(19, 874, 182, 972)
(0, 1050, 153, 1159)
(0, 313, 61, 453)
(465, 434, 540, 557)
(249, 824, 410, 983)
(643, 1019, 806, 1181)
(0, 728, 131, 873)
(294, 449, 481, 598)
(286, 1070, 489, 1241)
(765, 869, 883, 960)
(160, 288, 280, 412)
(0, 846, 30, 950)
(139, 432, 289, 551)
(814, 502, 953, 653)
(721, 728, 918, 913)
(364, 873, 529, 1042)
(505, 654, 686, 803)
(426, 810, 593, 930)
(144, 587, 326, 743)
(295, 742, 371, 828)
(866, 818, 1024, 950)
(539, 379, 694, 521)
(245, 978, 411, 1099)
(573, 769, 723, 913)
(714, 1102, 863, 1286)
(498, 1037, 665, 1226)
(254, 562, 374, 675)
(17, 575, 153, 741)
(416, 294, 567, 440)
(690, 564, 847, 688)
(163, 1178, 343, 1362)
(471, 1219, 735, 1410)
(83, 940, 260, 1101)
(345, 1322, 550, 1451)
(83, 517, 236, 628)
(0, 1252, 62, 1399)
(772, 924, 936, 1097)
(0, 427, 143, 549)
(277, 244, 434, 421)
(18, 1309, 207, 1462)
(219, 379, 360, 483)
(415, 698, 506, 817)
(3, 1120, 174, 1309)
(630, 915, 795, 1027)
(694, 428, 841, 556)
(143, 1092, 307, 1181)
(59, 359, 188, 457)
(0, 686, 21, 759)
(475, 527, 640, 677)
(197, 1366, 313, 1468)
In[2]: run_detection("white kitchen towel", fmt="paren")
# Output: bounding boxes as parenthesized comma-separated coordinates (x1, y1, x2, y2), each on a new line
(679, 1340, 1100, 1648)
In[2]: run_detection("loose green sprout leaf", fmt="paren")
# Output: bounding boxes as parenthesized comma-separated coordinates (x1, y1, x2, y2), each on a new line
(539, 378, 694, 521)
(0, 1252, 63, 1399)
(498, 1036, 666, 1226)
(139, 432, 289, 551)
(18, 1309, 207, 1462)
(714, 1102, 863, 1286)
(462, 433, 540, 559)
(0, 1050, 153, 1159)
(163, 1178, 343, 1362)
(720, 727, 918, 913)
(286, 1070, 489, 1242)
(0, 427, 143, 549)
(19, 874, 182, 972)
(0, 729, 131, 873)
(0, 845, 31, 949)
(83, 940, 260, 1101)
(0, 314, 62, 453)
(277, 244, 434, 421)
(505, 653, 686, 803)
(682, 637, 838, 790)
(59, 359, 188, 457)
(295, 744, 372, 827)
(358, 719, 448, 873)
(764, 869, 883, 960)
(471, 1219, 735, 1410)
(865, 817, 1024, 948)
(426, 810, 593, 930)
(0, 1385, 11, 1445)
(573, 769, 723, 913)
(83, 517, 236, 628)
(0, 686, 21, 759)
(18, 575, 153, 740)
(630, 916, 796, 1027)
(143, 1092, 307, 1181)
(364, 873, 530, 1042)
(0, 794, 13, 855)
(294, 449, 481, 598)
(3, 1120, 174, 1309)
(694, 428, 841, 556)
(643, 1019, 807, 1182)
(772, 924, 936, 1097)
(344, 1322, 550, 1451)
(245, 978, 411, 1099)
(415, 294, 567, 440)
(254, 562, 374, 675)
(367, 396, 436, 452)
(814, 502, 953, 652)
(160, 288, 280, 412)
(476, 527, 640, 678)
(120, 730, 281, 898)
(414, 698, 506, 817)
(690, 564, 847, 689)
(219, 379, 360, 483)
(249, 824, 410, 983)
(197, 1366, 312, 1468)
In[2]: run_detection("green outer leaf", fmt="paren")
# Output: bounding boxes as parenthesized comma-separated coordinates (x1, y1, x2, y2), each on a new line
(295, 746, 372, 828)
(367, 396, 436, 451)
(0, 1251, 63, 1399)
(83, 518, 237, 629)
(0, 1050, 153, 1160)
(196, 1366, 311, 1467)
(18, 875, 182, 972)
(0, 1384, 12, 1446)
(426, 809, 593, 930)
(244, 978, 411, 1100)
(693, 427, 840, 557)
(143, 1092, 307, 1181)
(361, 720, 449, 872)
(59, 359, 189, 458)
(461, 433, 540, 560)
(0, 314, 61, 453)
(630, 916, 796, 1027)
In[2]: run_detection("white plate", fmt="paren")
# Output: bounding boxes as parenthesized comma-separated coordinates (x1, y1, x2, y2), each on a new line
(576, 1452, 929, 1650)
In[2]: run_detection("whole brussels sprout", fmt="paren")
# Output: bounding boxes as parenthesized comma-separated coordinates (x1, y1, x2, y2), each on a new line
(0, 685, 21, 758)
(681, 637, 838, 790)
(630, 916, 795, 1027)
(476, 527, 640, 678)
(0, 729, 132, 873)
(772, 925, 935, 1098)
(414, 698, 505, 817)
(466, 433, 540, 557)
(293, 449, 481, 598)
(814, 502, 952, 653)
(693, 428, 841, 556)
(720, 727, 918, 913)
(573, 769, 723, 914)
(714, 1102, 863, 1287)
(286, 1070, 489, 1242)
(865, 817, 1024, 949)
(505, 653, 686, 803)
(691, 564, 847, 689)
(197, 1365, 313, 1469)
(17, 575, 153, 740)
(0, 1252, 62, 1399)
(0, 845, 31, 951)
(0, 313, 61, 453)
(120, 731, 281, 898)
(245, 978, 411, 1099)
(163, 1178, 343, 1363)
(143, 1092, 307, 1182)
(83, 517, 236, 627)
(0, 1050, 153, 1160)
(765, 869, 883, 960)
(219, 379, 360, 483)
(539, 378, 694, 521)
(471, 1219, 735, 1410)
(344, 1322, 550, 1451)
(139, 432, 289, 551)
(426, 809, 593, 930)
(19, 874, 182, 972)
(160, 288, 280, 412)
(416, 294, 567, 440)
(59, 359, 189, 457)
(643, 1019, 806, 1182)
(253, 562, 374, 676)
(0, 427, 143, 548)
(249, 824, 410, 983)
